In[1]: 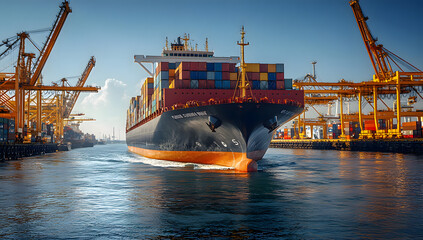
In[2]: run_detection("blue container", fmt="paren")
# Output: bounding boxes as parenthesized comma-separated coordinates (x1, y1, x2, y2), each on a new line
(190, 71, 198, 80)
(159, 71, 169, 80)
(161, 80, 169, 89)
(222, 80, 230, 89)
(215, 72, 222, 80)
(198, 71, 207, 80)
(260, 81, 268, 90)
(169, 63, 176, 69)
(252, 80, 260, 89)
(268, 72, 276, 81)
(268, 80, 276, 90)
(190, 80, 199, 89)
(214, 63, 222, 72)
(207, 72, 215, 80)
(148, 83, 154, 89)
(206, 63, 214, 71)
(214, 80, 222, 89)
(284, 78, 293, 89)
(276, 64, 284, 73)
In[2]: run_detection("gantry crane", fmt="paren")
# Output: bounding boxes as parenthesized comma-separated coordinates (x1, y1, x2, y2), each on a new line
(349, 0, 423, 138)
(0, 1, 99, 142)
(292, 1, 423, 140)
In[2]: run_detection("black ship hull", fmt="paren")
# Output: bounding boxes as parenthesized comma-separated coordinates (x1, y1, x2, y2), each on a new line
(126, 102, 303, 171)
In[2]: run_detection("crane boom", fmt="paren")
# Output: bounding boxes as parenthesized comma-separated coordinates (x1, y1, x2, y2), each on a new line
(63, 56, 96, 118)
(30, 1, 71, 86)
(349, 0, 393, 81)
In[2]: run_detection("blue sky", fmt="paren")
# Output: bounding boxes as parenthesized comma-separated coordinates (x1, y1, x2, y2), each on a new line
(1, 0, 422, 139)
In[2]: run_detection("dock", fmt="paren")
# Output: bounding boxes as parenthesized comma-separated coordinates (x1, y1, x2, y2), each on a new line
(0, 143, 59, 161)
(270, 139, 423, 154)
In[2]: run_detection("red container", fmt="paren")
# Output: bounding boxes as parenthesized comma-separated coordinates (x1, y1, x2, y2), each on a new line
(183, 80, 191, 89)
(229, 63, 236, 72)
(252, 72, 260, 81)
(230, 81, 237, 89)
(198, 80, 207, 89)
(276, 72, 284, 80)
(198, 62, 207, 71)
(191, 62, 199, 71)
(276, 81, 284, 89)
(179, 62, 191, 71)
(221, 63, 229, 72)
(159, 62, 169, 71)
(180, 71, 190, 80)
(222, 72, 230, 80)
(247, 72, 253, 81)
(260, 64, 268, 72)
(174, 79, 183, 89)
(206, 80, 215, 89)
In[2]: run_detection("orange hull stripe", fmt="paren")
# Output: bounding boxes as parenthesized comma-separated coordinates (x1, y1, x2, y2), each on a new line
(128, 146, 257, 172)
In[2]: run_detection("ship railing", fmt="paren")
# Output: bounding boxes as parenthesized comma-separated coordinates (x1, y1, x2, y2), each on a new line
(126, 97, 303, 133)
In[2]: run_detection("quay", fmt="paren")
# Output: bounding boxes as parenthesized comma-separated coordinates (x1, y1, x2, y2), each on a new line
(270, 139, 423, 154)
(0, 143, 59, 161)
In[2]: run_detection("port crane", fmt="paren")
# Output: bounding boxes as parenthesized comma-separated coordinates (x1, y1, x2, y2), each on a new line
(291, 0, 423, 140)
(0, 1, 99, 142)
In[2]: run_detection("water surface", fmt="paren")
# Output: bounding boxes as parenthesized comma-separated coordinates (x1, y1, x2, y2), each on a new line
(0, 144, 422, 239)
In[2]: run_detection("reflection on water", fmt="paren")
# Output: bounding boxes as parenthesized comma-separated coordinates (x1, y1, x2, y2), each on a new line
(0, 144, 422, 239)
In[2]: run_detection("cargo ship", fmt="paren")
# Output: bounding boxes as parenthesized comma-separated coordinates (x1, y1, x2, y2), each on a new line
(126, 29, 304, 172)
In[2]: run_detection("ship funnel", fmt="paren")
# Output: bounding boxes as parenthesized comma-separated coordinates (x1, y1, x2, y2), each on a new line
(206, 116, 221, 132)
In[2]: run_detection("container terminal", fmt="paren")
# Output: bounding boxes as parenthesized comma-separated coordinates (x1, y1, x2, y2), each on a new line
(0, 1, 99, 160)
(270, 0, 423, 153)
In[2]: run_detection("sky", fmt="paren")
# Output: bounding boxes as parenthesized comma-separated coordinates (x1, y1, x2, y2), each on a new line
(1, 0, 422, 140)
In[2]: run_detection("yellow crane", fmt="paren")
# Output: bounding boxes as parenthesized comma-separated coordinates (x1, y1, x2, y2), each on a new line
(0, 1, 99, 143)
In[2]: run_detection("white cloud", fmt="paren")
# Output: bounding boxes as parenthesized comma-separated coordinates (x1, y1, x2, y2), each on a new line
(73, 78, 131, 140)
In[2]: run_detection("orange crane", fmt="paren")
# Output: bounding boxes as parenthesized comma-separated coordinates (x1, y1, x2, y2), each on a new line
(349, 0, 423, 137)
(0, 1, 99, 142)
(62, 56, 96, 118)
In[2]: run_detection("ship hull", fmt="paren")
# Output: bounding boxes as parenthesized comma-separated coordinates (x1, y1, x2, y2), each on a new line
(126, 102, 302, 171)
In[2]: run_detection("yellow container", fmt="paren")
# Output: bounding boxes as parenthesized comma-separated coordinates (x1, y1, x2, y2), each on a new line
(246, 63, 260, 72)
(268, 64, 276, 72)
(260, 72, 268, 81)
(230, 72, 238, 81)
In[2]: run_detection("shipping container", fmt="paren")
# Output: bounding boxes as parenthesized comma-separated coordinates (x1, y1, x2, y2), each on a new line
(284, 78, 293, 89)
(260, 81, 268, 90)
(207, 71, 215, 80)
(222, 80, 231, 89)
(252, 80, 260, 89)
(246, 63, 260, 72)
(230, 72, 237, 81)
(259, 64, 268, 72)
(260, 73, 268, 81)
(206, 63, 214, 71)
(276, 64, 284, 73)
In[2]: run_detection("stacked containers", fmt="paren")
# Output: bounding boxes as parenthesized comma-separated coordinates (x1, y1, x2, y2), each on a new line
(402, 121, 422, 138)
(245, 63, 285, 90)
(0, 118, 16, 143)
(174, 62, 237, 90)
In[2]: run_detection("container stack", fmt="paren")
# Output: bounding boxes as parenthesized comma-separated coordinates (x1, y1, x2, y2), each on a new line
(0, 118, 16, 143)
(402, 121, 422, 138)
(128, 61, 299, 129)
(343, 122, 361, 139)
(173, 62, 238, 90)
(244, 63, 289, 90)
(141, 77, 154, 119)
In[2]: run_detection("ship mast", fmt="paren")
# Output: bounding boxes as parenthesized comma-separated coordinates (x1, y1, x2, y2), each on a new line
(237, 26, 249, 98)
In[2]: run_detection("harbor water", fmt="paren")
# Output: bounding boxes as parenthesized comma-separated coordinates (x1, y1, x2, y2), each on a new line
(1, 144, 422, 239)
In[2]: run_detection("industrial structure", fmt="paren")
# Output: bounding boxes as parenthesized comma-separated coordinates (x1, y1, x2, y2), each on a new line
(272, 0, 423, 153)
(0, 1, 99, 144)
